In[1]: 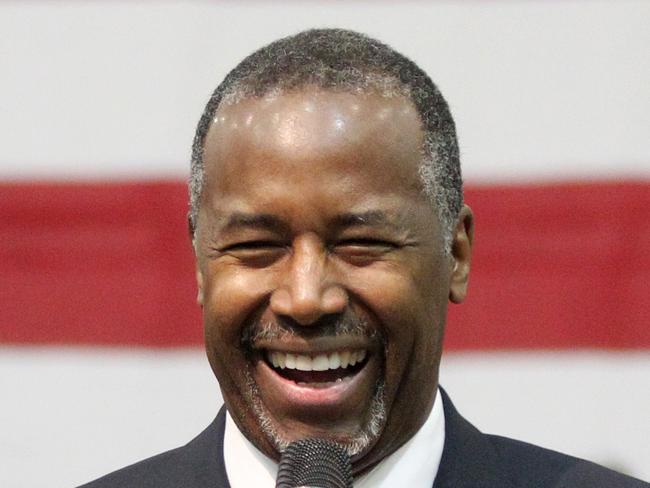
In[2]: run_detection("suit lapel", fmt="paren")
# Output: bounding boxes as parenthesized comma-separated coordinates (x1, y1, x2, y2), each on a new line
(180, 405, 231, 488)
(432, 388, 515, 488)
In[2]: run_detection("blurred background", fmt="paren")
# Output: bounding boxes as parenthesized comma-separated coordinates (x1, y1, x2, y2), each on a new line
(1, 1, 649, 486)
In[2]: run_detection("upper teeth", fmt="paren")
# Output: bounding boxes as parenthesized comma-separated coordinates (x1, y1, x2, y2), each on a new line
(268, 350, 367, 371)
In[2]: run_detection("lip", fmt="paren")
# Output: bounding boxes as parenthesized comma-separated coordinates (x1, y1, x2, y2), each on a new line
(253, 347, 380, 413)
(253, 335, 375, 355)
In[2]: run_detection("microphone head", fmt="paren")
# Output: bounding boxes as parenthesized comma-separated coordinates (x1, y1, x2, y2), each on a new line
(275, 438, 353, 488)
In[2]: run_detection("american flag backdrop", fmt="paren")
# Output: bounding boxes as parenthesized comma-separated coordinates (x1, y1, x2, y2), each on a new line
(1, 1, 649, 486)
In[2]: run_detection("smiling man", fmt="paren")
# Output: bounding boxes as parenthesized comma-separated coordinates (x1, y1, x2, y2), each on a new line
(81, 29, 647, 488)
(196, 83, 461, 485)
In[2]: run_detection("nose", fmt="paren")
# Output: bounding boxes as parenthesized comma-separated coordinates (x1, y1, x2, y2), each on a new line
(270, 233, 348, 326)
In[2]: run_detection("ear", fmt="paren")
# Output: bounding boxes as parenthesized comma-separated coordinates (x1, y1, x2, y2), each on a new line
(195, 266, 205, 307)
(188, 214, 204, 307)
(449, 204, 474, 304)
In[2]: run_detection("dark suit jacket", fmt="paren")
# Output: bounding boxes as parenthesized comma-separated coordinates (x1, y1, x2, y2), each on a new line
(79, 389, 648, 487)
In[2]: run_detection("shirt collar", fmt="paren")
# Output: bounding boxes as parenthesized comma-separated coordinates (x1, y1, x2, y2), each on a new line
(223, 389, 445, 488)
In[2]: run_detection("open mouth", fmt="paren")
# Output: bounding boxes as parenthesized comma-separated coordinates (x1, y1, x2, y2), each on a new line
(251, 335, 380, 415)
(265, 349, 369, 385)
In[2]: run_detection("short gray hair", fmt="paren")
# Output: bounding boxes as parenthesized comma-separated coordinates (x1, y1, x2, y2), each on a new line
(190, 28, 462, 251)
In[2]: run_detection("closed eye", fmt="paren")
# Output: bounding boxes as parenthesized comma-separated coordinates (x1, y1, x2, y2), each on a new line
(220, 240, 284, 252)
(215, 240, 287, 267)
(332, 238, 399, 264)
(335, 238, 398, 248)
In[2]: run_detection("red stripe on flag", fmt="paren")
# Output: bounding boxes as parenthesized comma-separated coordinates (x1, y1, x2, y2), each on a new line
(447, 182, 650, 350)
(1, 181, 649, 349)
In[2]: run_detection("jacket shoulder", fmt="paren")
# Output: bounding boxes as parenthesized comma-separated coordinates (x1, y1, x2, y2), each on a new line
(486, 434, 649, 487)
(78, 446, 193, 488)
(77, 408, 229, 488)
(435, 388, 648, 488)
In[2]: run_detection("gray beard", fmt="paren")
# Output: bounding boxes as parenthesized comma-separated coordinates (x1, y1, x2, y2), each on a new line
(243, 370, 386, 457)
(240, 313, 386, 456)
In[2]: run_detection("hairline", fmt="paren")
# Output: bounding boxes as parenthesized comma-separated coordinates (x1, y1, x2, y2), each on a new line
(189, 30, 462, 254)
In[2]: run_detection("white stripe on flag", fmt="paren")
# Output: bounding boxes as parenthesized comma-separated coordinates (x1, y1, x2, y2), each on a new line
(2, 347, 649, 486)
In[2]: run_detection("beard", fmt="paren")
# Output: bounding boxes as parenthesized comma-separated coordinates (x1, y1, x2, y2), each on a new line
(243, 370, 386, 457)
(239, 312, 387, 457)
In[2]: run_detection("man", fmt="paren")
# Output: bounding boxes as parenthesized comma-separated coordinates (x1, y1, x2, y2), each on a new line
(81, 29, 647, 487)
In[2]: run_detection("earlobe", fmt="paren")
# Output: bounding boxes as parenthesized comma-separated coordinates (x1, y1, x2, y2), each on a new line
(449, 205, 474, 304)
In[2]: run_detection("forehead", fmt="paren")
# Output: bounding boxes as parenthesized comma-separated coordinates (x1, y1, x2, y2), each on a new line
(210, 87, 420, 145)
(201, 88, 428, 218)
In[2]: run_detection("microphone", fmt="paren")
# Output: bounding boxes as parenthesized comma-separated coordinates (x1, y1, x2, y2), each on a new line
(275, 438, 353, 488)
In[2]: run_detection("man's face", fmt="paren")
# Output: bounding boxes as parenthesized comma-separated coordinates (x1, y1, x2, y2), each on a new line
(194, 87, 471, 472)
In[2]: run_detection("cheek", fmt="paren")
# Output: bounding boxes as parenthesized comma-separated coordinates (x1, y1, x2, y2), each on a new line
(350, 259, 444, 331)
(202, 265, 273, 350)
(348, 261, 447, 380)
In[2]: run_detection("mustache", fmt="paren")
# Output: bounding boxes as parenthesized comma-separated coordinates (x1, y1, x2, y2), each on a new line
(241, 314, 376, 348)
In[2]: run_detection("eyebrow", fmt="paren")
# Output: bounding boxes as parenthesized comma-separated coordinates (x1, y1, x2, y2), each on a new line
(332, 211, 403, 231)
(221, 212, 290, 234)
(220, 210, 404, 234)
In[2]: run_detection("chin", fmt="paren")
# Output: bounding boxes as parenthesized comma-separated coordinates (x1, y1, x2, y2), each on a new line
(241, 366, 388, 459)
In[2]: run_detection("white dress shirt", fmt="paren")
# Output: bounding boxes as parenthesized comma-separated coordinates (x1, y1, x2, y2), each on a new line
(224, 389, 445, 487)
